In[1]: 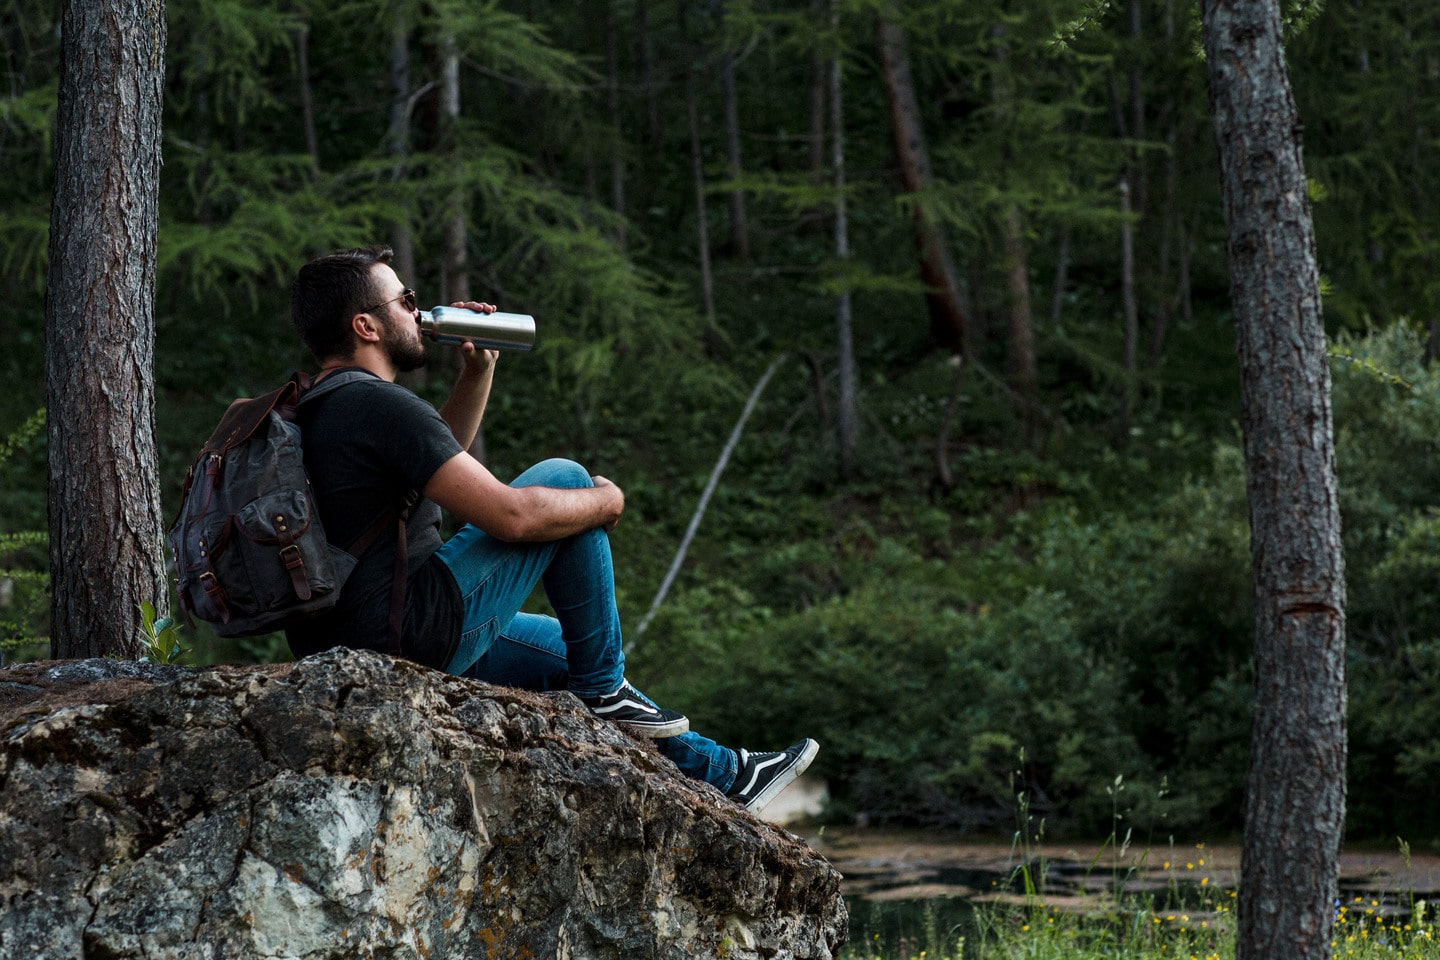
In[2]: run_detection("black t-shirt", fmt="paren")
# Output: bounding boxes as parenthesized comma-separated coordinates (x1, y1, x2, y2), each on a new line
(284, 369, 466, 668)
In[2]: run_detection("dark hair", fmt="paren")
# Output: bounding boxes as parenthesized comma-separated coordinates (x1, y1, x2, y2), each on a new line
(290, 245, 394, 362)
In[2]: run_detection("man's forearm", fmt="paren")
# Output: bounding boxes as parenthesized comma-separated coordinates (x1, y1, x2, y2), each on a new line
(439, 366, 494, 450)
(504, 483, 623, 542)
(423, 453, 625, 543)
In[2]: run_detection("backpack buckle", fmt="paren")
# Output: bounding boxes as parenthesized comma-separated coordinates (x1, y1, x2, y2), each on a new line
(280, 543, 314, 601)
(198, 571, 232, 625)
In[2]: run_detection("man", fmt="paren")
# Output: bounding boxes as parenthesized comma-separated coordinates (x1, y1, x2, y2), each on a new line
(286, 245, 816, 814)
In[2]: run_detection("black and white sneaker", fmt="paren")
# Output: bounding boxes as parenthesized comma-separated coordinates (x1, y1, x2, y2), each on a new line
(726, 739, 820, 813)
(579, 681, 690, 738)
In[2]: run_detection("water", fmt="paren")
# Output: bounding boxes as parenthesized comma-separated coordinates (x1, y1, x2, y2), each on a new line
(837, 856, 1440, 960)
(844, 895, 977, 959)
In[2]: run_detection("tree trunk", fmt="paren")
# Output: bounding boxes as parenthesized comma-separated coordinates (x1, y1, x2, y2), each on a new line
(293, 9, 319, 176)
(440, 32, 469, 307)
(831, 1, 856, 479)
(1148, 2, 1183, 369)
(46, 0, 168, 660)
(685, 64, 716, 321)
(439, 30, 479, 457)
(631, 353, 787, 646)
(387, 14, 426, 391)
(934, 354, 966, 492)
(807, 0, 826, 178)
(992, 29, 1038, 440)
(1004, 206, 1039, 444)
(606, 0, 627, 251)
(637, 0, 661, 146)
(1128, 0, 1147, 213)
(1202, 3, 1347, 960)
(386, 17, 416, 287)
(802, 350, 833, 428)
(804, 0, 828, 230)
(720, 48, 750, 259)
(877, 9, 968, 354)
(1120, 173, 1139, 434)
(1148, 131, 1178, 369)
(1049, 229, 1071, 329)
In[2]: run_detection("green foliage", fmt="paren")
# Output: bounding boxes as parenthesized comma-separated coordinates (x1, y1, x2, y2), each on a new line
(168, 0, 299, 125)
(428, 0, 587, 90)
(1292, 0, 1440, 329)
(1, 409, 48, 659)
(846, 857, 1440, 960)
(137, 601, 186, 665)
(6, 0, 1440, 842)
(647, 545, 1155, 833)
(1326, 324, 1440, 842)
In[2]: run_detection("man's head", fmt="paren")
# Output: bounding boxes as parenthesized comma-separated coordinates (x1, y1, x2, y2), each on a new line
(291, 246, 426, 371)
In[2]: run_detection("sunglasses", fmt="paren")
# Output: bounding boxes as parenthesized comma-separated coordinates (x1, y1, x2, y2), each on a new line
(361, 287, 417, 314)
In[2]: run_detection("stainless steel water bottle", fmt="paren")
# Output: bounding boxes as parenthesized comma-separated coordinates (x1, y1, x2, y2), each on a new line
(419, 306, 536, 352)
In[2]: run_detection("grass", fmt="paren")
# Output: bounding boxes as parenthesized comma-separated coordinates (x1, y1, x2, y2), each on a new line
(840, 857, 1440, 960)
(842, 891, 1440, 960)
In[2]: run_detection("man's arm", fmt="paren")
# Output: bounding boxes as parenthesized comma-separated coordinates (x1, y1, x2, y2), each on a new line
(436, 302, 498, 449)
(423, 452, 624, 542)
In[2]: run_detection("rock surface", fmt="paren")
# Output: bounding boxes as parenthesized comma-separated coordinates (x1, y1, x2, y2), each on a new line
(0, 648, 846, 959)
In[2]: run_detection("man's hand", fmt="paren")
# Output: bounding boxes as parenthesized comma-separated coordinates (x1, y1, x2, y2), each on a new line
(438, 301, 500, 448)
(457, 341, 499, 377)
(452, 302, 500, 378)
(590, 475, 625, 531)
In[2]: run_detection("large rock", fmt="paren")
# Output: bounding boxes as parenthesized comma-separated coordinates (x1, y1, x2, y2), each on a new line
(0, 648, 846, 959)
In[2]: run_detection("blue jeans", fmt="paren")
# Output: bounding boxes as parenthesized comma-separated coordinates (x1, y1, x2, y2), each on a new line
(435, 458, 737, 792)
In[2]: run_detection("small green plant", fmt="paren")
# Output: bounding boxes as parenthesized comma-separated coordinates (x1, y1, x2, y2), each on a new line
(1, 408, 49, 660)
(137, 601, 185, 664)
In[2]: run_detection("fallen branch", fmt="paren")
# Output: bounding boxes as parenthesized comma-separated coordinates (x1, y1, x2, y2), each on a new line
(629, 353, 789, 647)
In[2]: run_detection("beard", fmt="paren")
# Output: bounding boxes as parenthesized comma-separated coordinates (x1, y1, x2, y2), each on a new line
(380, 314, 428, 372)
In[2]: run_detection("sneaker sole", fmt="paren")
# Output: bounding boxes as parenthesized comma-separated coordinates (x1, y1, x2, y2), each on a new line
(613, 716, 691, 738)
(743, 738, 820, 813)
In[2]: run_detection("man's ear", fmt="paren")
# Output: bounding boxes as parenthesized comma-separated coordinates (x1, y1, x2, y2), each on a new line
(350, 311, 381, 344)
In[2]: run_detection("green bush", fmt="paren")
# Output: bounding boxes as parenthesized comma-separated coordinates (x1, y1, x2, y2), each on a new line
(0, 408, 49, 661)
(645, 398, 1258, 835)
(645, 544, 1160, 834)
(1330, 323, 1440, 844)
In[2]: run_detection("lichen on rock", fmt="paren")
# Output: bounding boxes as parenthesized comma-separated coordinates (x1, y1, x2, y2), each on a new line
(0, 647, 846, 959)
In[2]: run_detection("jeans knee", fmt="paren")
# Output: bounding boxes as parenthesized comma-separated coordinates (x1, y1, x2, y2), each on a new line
(515, 457, 592, 490)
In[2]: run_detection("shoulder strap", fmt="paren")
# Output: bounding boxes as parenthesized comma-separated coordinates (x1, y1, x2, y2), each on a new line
(298, 368, 379, 406)
(199, 379, 300, 460)
(298, 367, 415, 659)
(172, 376, 303, 527)
(188, 368, 373, 472)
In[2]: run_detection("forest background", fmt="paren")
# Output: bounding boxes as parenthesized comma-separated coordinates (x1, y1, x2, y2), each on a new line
(1, 0, 1437, 845)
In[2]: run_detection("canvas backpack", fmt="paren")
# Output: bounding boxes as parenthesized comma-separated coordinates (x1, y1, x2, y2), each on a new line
(167, 370, 410, 649)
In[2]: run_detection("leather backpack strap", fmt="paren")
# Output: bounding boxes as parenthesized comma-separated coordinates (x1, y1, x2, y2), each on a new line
(299, 367, 377, 405)
(385, 506, 411, 657)
(345, 508, 399, 557)
(297, 370, 414, 658)
(343, 491, 417, 659)
(200, 379, 299, 460)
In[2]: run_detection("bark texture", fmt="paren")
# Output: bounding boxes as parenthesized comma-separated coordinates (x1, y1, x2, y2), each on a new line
(0, 649, 847, 959)
(686, 65, 716, 321)
(830, 5, 857, 479)
(45, 0, 168, 659)
(386, 15, 417, 289)
(1003, 206, 1038, 442)
(721, 48, 750, 259)
(440, 32, 470, 307)
(606, 0, 627, 250)
(876, 10, 968, 354)
(1201, 2, 1347, 958)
